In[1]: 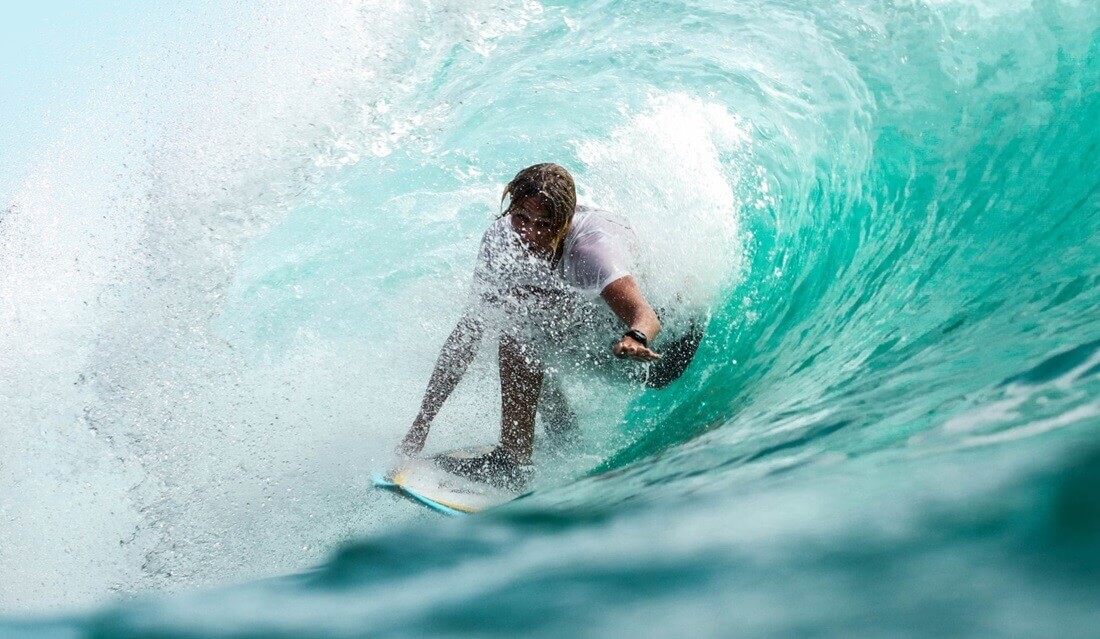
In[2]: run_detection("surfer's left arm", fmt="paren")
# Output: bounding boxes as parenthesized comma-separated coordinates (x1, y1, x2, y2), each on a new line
(601, 275, 661, 362)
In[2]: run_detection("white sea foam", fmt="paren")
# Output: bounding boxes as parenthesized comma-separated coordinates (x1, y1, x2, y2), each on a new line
(0, 0, 545, 613)
(577, 94, 750, 326)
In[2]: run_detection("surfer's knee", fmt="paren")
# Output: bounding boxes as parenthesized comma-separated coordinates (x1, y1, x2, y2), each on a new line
(499, 332, 544, 376)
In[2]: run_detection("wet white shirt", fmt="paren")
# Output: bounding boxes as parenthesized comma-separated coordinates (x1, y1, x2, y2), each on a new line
(471, 206, 637, 306)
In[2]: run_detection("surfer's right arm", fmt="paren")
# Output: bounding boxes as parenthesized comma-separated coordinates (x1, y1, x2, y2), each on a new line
(398, 311, 485, 456)
(400, 223, 504, 456)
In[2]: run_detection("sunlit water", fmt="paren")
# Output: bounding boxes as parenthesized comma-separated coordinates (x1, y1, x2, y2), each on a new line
(2, 0, 1098, 636)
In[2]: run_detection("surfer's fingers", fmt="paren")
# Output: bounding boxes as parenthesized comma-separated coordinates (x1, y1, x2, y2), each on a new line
(397, 431, 426, 456)
(621, 343, 660, 361)
(614, 340, 660, 361)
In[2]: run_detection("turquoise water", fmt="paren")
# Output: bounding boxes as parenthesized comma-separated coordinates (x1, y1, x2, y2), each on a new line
(2, 0, 1098, 636)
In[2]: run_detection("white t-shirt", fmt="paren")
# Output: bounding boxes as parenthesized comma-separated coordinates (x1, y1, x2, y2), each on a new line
(470, 206, 637, 308)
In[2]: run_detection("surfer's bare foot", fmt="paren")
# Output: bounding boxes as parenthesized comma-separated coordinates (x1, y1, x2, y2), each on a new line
(435, 447, 532, 492)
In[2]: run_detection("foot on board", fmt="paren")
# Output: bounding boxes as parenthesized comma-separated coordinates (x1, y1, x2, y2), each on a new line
(433, 447, 533, 492)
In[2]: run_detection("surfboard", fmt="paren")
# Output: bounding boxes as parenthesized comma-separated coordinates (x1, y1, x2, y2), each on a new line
(373, 446, 521, 516)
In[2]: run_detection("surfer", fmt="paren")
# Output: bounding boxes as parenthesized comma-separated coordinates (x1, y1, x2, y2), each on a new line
(397, 163, 701, 489)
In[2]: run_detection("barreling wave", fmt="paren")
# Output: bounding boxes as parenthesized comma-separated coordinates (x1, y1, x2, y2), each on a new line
(1, 0, 1098, 635)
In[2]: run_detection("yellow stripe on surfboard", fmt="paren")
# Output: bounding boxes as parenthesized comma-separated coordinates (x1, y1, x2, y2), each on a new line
(391, 470, 483, 513)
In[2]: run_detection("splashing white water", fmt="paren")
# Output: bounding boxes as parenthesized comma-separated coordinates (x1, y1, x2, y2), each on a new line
(577, 94, 749, 322)
(0, 0, 546, 614)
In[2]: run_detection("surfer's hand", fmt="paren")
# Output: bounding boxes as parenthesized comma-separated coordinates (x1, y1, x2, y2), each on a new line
(396, 433, 423, 456)
(397, 418, 429, 456)
(613, 335, 661, 362)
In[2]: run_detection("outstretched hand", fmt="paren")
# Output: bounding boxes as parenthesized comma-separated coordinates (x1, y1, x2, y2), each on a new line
(397, 418, 429, 457)
(613, 335, 661, 362)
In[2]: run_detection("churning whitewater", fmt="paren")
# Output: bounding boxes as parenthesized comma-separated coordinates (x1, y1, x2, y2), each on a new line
(1, 0, 1098, 636)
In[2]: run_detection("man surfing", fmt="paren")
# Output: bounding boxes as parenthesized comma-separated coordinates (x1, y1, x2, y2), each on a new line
(397, 163, 701, 489)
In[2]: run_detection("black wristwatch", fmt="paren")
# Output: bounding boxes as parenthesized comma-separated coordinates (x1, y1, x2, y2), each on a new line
(622, 329, 648, 347)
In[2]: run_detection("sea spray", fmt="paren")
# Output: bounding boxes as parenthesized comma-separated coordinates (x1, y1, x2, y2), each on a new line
(1, 0, 1097, 635)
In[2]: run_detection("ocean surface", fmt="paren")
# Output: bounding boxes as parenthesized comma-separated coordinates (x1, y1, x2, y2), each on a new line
(1, 0, 1098, 636)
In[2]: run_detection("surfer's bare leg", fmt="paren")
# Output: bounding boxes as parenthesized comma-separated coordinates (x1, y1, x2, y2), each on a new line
(499, 333, 542, 463)
(539, 375, 578, 447)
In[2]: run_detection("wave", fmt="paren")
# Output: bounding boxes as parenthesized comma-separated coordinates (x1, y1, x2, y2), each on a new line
(1, 0, 1098, 634)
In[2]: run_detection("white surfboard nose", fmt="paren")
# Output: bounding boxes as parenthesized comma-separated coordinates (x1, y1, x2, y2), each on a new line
(375, 446, 522, 515)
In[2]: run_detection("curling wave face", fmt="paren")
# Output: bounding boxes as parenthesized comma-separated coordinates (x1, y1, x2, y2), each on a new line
(1, 0, 1099, 635)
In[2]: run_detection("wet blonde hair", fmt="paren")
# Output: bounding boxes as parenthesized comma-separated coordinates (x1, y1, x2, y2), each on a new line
(501, 163, 577, 245)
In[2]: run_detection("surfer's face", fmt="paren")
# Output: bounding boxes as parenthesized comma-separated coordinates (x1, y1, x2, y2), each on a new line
(509, 196, 559, 258)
